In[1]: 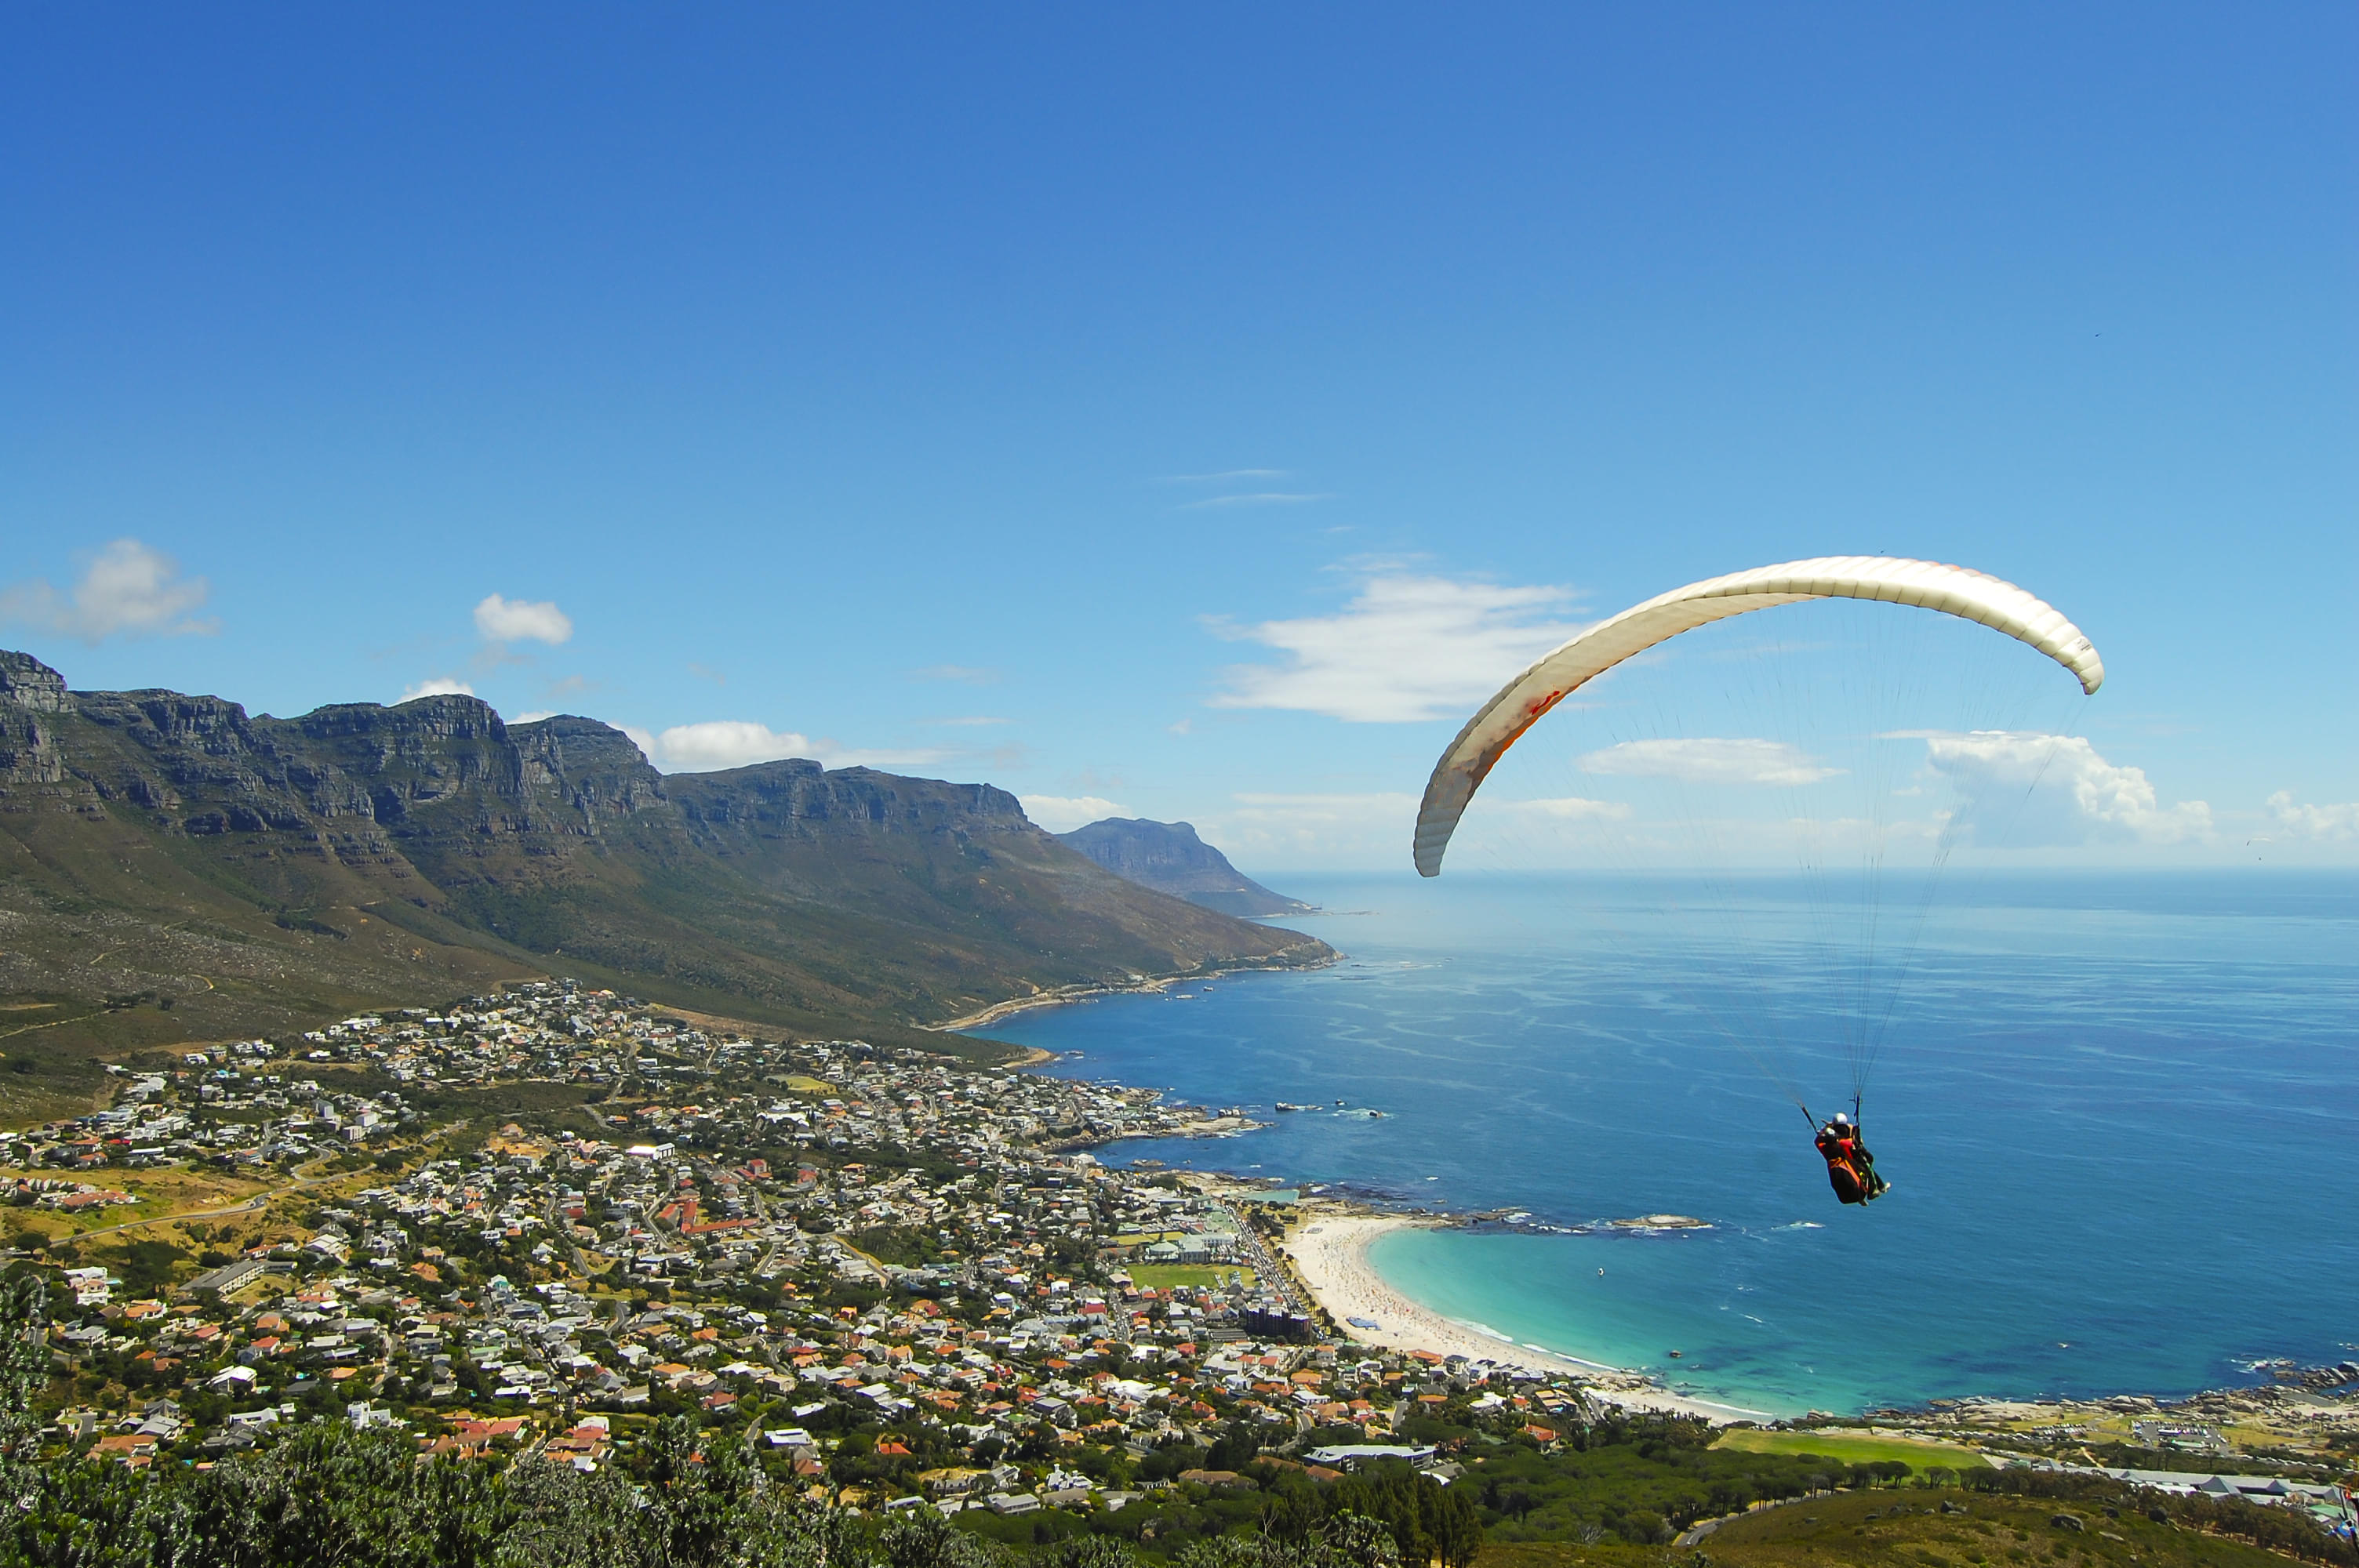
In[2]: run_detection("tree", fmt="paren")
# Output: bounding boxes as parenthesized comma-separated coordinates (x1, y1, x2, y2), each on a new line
(0, 1269, 52, 1512)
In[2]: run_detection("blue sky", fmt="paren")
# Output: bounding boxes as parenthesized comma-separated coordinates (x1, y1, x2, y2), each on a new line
(5, 5, 2353, 870)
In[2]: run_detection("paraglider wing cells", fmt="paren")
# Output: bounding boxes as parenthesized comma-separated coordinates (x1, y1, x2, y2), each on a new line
(1412, 556, 2104, 876)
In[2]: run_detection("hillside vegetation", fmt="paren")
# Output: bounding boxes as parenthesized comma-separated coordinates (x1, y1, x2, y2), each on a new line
(0, 651, 1329, 1110)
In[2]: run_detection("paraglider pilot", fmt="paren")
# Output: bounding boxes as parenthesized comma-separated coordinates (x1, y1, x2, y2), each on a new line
(1815, 1110, 1888, 1205)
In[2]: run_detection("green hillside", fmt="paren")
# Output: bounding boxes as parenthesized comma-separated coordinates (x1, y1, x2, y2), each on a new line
(0, 650, 1329, 1112)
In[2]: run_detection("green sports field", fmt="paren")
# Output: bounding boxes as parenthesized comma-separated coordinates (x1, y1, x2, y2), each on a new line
(1712, 1428, 1992, 1474)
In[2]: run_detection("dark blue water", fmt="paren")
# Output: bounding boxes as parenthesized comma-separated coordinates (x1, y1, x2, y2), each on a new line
(977, 873, 2359, 1417)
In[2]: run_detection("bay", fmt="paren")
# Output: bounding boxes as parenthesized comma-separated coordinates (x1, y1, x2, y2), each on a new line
(976, 871, 2359, 1417)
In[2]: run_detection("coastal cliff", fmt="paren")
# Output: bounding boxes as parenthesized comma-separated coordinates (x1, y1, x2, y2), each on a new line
(1058, 816, 1313, 917)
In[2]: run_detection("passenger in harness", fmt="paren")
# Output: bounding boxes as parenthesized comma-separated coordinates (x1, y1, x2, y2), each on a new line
(1814, 1110, 1889, 1205)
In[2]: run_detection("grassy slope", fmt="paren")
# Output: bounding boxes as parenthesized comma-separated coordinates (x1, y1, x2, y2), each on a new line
(1478, 1488, 2313, 1567)
(1713, 1428, 1994, 1473)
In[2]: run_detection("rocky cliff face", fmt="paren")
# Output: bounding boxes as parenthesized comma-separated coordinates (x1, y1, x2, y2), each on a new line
(1057, 817, 1313, 917)
(0, 652, 69, 786)
(0, 652, 1331, 1053)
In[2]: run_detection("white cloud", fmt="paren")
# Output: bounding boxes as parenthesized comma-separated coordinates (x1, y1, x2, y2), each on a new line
(1577, 738, 1843, 786)
(1209, 575, 1586, 723)
(1923, 731, 2212, 846)
(2266, 790, 2359, 841)
(0, 539, 215, 642)
(1020, 795, 1132, 833)
(620, 726, 659, 764)
(652, 719, 951, 775)
(473, 593, 573, 645)
(654, 721, 816, 771)
(399, 677, 477, 702)
(509, 710, 558, 724)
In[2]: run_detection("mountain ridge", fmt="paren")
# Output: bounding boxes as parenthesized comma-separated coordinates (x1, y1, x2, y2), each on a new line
(0, 651, 1329, 1105)
(1058, 816, 1313, 917)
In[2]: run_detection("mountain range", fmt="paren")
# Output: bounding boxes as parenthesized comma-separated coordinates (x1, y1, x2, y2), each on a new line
(1056, 818, 1312, 918)
(0, 651, 1330, 1105)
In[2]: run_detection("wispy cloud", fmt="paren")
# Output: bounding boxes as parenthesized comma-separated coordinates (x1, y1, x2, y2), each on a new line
(1020, 794, 1131, 833)
(1500, 796, 1633, 820)
(1230, 791, 1420, 821)
(473, 593, 572, 645)
(399, 677, 476, 702)
(652, 719, 952, 775)
(1155, 469, 1290, 484)
(1209, 573, 1586, 723)
(1194, 790, 1420, 866)
(1179, 492, 1332, 510)
(911, 664, 1001, 685)
(1578, 739, 1843, 786)
(1, 539, 216, 643)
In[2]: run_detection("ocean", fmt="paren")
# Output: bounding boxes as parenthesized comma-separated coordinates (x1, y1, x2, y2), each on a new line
(975, 872, 2359, 1418)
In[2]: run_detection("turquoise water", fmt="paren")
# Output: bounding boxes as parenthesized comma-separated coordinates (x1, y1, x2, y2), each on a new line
(977, 873, 2359, 1417)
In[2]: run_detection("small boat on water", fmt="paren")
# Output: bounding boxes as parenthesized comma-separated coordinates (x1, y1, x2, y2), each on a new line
(1274, 1102, 1314, 1112)
(1667, 1349, 1683, 1359)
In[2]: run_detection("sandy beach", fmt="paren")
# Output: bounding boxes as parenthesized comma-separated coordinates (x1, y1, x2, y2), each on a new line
(1280, 1207, 1769, 1423)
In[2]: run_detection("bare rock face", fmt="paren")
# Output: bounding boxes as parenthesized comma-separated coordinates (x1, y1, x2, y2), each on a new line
(1057, 817, 1313, 918)
(671, 758, 1032, 841)
(0, 652, 69, 713)
(0, 652, 70, 786)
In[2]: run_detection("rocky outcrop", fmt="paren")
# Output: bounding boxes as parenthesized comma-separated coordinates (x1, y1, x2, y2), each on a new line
(0, 652, 69, 713)
(0, 653, 70, 786)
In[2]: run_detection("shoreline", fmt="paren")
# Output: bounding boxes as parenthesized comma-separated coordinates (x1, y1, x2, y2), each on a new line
(1275, 1203, 2355, 1439)
(951, 967, 2353, 1443)
(1278, 1206, 1774, 1424)
(924, 946, 1338, 1034)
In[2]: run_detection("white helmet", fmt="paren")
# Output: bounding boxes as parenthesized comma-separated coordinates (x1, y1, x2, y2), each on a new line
(1832, 1112, 1852, 1126)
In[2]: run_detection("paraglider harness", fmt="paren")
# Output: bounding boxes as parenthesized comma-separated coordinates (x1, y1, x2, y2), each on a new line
(1803, 1094, 1888, 1207)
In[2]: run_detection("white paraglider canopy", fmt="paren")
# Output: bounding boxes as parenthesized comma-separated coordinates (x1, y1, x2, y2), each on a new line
(1414, 556, 2105, 877)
